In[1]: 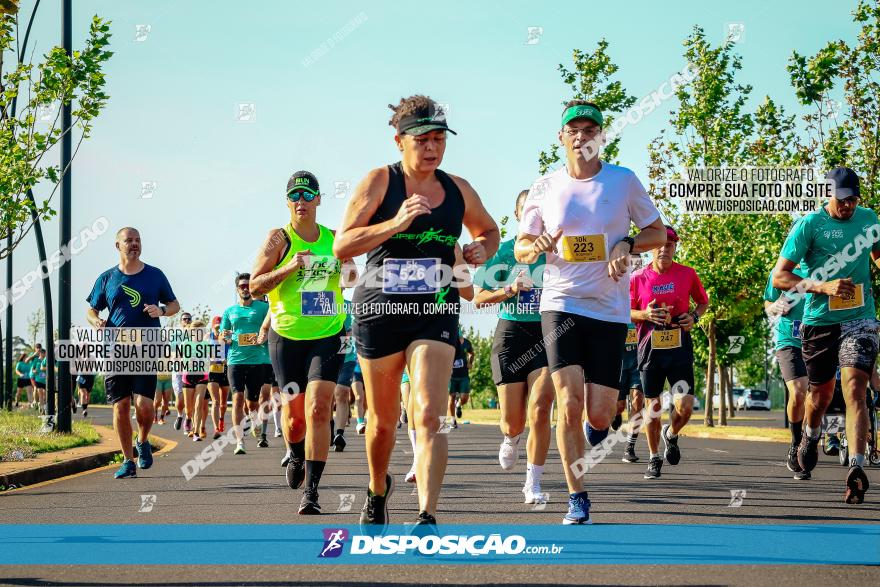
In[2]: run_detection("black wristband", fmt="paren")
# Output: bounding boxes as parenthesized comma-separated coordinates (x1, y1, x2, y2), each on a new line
(622, 236, 635, 253)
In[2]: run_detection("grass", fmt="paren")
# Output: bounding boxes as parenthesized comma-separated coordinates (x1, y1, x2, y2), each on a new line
(460, 408, 789, 442)
(0, 411, 101, 462)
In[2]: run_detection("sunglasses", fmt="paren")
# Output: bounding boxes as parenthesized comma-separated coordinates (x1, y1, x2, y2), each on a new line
(287, 190, 318, 203)
(181, 316, 192, 322)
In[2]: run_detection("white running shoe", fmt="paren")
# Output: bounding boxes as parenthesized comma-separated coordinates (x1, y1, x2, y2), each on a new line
(405, 468, 417, 483)
(522, 484, 543, 504)
(498, 436, 520, 470)
(356, 422, 366, 435)
(273, 429, 282, 438)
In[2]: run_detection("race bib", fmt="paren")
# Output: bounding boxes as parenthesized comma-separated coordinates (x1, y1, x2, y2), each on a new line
(651, 329, 681, 349)
(829, 284, 864, 311)
(561, 234, 607, 263)
(453, 358, 465, 369)
(301, 291, 337, 316)
(237, 333, 258, 346)
(517, 288, 542, 313)
(209, 363, 224, 374)
(626, 328, 638, 345)
(382, 258, 440, 294)
(822, 414, 844, 434)
(791, 320, 801, 338)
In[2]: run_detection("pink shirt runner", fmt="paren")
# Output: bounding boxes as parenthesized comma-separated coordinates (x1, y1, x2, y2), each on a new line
(630, 262, 708, 335)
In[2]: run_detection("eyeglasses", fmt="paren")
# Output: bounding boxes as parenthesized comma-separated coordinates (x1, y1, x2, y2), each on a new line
(563, 127, 601, 138)
(287, 190, 318, 202)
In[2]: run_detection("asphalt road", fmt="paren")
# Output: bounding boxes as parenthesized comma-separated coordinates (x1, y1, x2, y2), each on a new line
(1, 407, 878, 585)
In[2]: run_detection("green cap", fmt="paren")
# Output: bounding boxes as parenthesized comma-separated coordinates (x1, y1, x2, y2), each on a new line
(561, 104, 603, 128)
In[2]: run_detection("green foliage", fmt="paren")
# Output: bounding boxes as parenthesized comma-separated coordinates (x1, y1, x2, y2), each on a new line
(462, 326, 496, 407)
(0, 12, 113, 259)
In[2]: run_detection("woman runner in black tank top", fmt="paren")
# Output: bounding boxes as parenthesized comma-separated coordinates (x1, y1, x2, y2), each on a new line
(334, 95, 498, 528)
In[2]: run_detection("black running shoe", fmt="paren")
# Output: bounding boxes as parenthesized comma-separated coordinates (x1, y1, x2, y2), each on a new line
(456, 405, 462, 419)
(786, 443, 802, 472)
(415, 511, 437, 526)
(793, 470, 811, 480)
(611, 413, 622, 431)
(845, 465, 869, 504)
(644, 456, 663, 479)
(662, 424, 680, 465)
(257, 435, 269, 448)
(622, 442, 639, 463)
(286, 457, 305, 489)
(359, 474, 394, 528)
(173, 415, 183, 431)
(798, 435, 820, 472)
(281, 449, 291, 468)
(333, 431, 346, 452)
(298, 490, 322, 515)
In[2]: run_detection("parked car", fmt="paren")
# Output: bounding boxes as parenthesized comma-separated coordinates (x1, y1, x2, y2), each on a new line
(660, 393, 701, 411)
(712, 388, 744, 409)
(736, 388, 771, 410)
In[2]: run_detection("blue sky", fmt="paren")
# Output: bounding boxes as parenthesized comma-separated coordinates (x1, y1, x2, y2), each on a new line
(7, 0, 860, 341)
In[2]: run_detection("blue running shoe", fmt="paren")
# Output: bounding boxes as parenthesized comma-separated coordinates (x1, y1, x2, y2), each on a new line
(114, 459, 137, 479)
(584, 422, 609, 447)
(562, 491, 592, 525)
(136, 439, 153, 470)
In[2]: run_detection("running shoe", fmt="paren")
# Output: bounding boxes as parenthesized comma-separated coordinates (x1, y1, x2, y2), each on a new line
(193, 435, 203, 442)
(451, 419, 458, 429)
(786, 443, 802, 472)
(562, 491, 592, 525)
(164, 408, 171, 418)
(234, 442, 246, 455)
(114, 459, 137, 479)
(136, 439, 153, 470)
(274, 429, 282, 438)
(585, 423, 609, 447)
(456, 404, 463, 419)
(359, 474, 394, 527)
(798, 435, 820, 472)
(622, 443, 639, 463)
(400, 409, 408, 426)
(845, 465, 869, 504)
(414, 511, 437, 528)
(213, 431, 221, 440)
(333, 431, 346, 452)
(158, 416, 165, 425)
(298, 490, 322, 515)
(498, 436, 520, 470)
(522, 484, 543, 505)
(286, 457, 305, 489)
(662, 424, 681, 465)
(184, 418, 192, 434)
(242, 415, 252, 435)
(258, 435, 269, 448)
(82, 408, 88, 418)
(405, 468, 416, 484)
(281, 449, 292, 468)
(825, 434, 841, 456)
(174, 414, 183, 430)
(644, 456, 663, 479)
(251, 420, 261, 438)
(356, 422, 366, 435)
(610, 413, 622, 431)
(793, 470, 811, 480)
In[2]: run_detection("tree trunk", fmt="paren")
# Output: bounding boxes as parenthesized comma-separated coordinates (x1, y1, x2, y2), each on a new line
(719, 361, 728, 426)
(727, 365, 736, 418)
(704, 319, 716, 427)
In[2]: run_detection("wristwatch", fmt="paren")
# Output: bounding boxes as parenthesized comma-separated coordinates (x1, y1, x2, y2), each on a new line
(160, 306, 167, 316)
(622, 236, 635, 253)
(691, 311, 699, 324)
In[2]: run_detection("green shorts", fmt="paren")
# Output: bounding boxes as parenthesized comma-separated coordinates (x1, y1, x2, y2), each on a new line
(449, 376, 470, 395)
(156, 379, 173, 393)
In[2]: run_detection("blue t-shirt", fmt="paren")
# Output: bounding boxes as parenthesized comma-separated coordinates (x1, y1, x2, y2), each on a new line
(87, 264, 176, 327)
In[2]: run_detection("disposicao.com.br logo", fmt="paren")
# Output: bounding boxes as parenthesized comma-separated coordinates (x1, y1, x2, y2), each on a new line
(318, 527, 563, 558)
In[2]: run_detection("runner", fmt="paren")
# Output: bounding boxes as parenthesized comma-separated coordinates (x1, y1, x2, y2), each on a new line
(332, 303, 358, 452)
(171, 313, 191, 431)
(207, 316, 231, 439)
(27, 344, 42, 410)
(15, 353, 32, 409)
(33, 348, 48, 414)
(764, 260, 811, 480)
(221, 272, 272, 455)
(75, 373, 95, 418)
(771, 167, 878, 504)
(250, 170, 355, 515)
(153, 372, 173, 425)
(334, 95, 498, 527)
(448, 330, 474, 428)
(630, 226, 709, 479)
(85, 226, 180, 478)
(619, 310, 646, 463)
(474, 188, 554, 504)
(515, 100, 665, 523)
(182, 318, 210, 442)
(352, 361, 367, 434)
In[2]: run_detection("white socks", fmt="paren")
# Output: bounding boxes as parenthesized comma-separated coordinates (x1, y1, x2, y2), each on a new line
(526, 462, 544, 487)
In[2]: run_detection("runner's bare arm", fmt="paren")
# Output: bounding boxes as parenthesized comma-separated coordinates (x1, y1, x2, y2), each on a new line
(249, 229, 303, 297)
(255, 309, 271, 345)
(330, 229, 359, 288)
(333, 167, 420, 259)
(629, 217, 666, 253)
(772, 256, 855, 297)
(452, 174, 500, 264)
(86, 307, 106, 328)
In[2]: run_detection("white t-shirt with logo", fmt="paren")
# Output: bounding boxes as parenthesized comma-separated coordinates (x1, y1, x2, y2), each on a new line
(520, 162, 660, 323)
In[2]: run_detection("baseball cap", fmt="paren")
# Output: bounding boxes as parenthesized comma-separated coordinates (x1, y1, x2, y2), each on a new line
(211, 316, 221, 326)
(287, 170, 320, 196)
(825, 167, 860, 199)
(561, 104, 604, 128)
(396, 102, 457, 136)
(665, 226, 680, 242)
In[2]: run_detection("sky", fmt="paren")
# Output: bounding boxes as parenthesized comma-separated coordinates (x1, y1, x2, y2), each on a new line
(4, 0, 861, 342)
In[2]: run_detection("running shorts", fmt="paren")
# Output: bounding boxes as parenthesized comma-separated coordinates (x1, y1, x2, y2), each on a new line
(269, 327, 344, 395)
(228, 364, 265, 402)
(542, 310, 627, 390)
(801, 319, 879, 385)
(776, 346, 807, 382)
(354, 314, 458, 359)
(490, 319, 548, 385)
(640, 364, 695, 399)
(449, 376, 470, 395)
(105, 374, 157, 404)
(337, 361, 356, 387)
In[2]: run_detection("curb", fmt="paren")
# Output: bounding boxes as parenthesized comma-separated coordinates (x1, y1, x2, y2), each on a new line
(1, 430, 176, 491)
(683, 431, 787, 444)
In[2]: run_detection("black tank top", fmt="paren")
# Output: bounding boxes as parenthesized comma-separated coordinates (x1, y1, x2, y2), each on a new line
(353, 162, 465, 324)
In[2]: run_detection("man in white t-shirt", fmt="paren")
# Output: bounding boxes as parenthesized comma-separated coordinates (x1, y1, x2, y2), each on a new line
(515, 100, 665, 524)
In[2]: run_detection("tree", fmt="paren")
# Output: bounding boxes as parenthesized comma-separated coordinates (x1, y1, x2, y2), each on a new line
(538, 39, 637, 174)
(0, 9, 113, 259)
(26, 308, 43, 346)
(462, 326, 495, 408)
